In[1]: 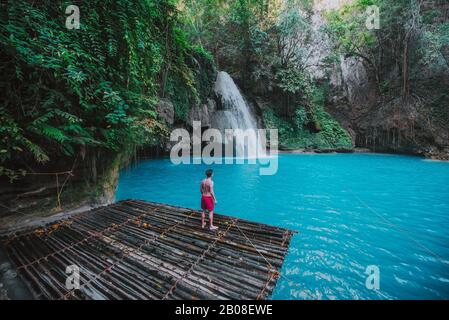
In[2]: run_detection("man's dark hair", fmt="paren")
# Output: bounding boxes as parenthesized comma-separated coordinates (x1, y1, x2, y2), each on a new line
(205, 169, 213, 177)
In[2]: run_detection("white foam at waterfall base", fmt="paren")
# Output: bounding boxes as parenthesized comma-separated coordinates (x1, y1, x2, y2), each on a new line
(212, 71, 265, 159)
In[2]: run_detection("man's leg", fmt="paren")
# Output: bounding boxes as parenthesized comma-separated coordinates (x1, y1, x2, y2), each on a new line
(201, 211, 206, 228)
(209, 210, 218, 230)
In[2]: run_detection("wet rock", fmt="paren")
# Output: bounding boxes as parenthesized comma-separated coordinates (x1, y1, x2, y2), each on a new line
(326, 54, 449, 159)
(187, 99, 216, 128)
(340, 56, 378, 110)
(156, 98, 175, 125)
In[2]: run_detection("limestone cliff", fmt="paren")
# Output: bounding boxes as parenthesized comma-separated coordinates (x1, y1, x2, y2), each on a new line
(306, 0, 449, 159)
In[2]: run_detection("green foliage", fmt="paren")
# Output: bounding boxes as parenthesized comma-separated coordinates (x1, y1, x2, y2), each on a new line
(263, 108, 295, 138)
(0, 0, 210, 180)
(324, 0, 377, 58)
(325, 0, 449, 97)
(263, 106, 352, 151)
(420, 22, 449, 70)
(262, 84, 352, 151)
(180, 0, 229, 49)
(165, 45, 216, 122)
(274, 2, 311, 67)
(313, 107, 353, 150)
(180, 0, 353, 151)
(294, 107, 307, 129)
(275, 67, 311, 96)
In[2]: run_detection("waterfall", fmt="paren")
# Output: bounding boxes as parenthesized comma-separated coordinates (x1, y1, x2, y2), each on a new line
(211, 71, 264, 158)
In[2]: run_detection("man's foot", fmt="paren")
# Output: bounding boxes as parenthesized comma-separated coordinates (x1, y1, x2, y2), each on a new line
(201, 222, 206, 229)
(209, 225, 218, 231)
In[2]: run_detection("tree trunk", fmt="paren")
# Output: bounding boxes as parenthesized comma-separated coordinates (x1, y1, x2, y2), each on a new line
(402, 34, 410, 101)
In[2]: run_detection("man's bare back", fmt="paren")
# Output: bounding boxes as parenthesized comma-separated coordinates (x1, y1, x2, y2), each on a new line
(200, 178, 213, 197)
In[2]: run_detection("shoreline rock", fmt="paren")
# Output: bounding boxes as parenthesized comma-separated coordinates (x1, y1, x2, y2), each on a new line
(277, 147, 449, 162)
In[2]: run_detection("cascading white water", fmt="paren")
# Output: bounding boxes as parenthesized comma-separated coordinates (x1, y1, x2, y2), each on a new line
(212, 71, 264, 158)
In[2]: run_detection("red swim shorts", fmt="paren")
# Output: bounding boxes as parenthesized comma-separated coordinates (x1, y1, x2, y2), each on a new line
(201, 195, 214, 211)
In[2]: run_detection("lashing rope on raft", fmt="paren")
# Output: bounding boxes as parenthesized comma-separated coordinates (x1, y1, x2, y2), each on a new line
(162, 218, 239, 300)
(61, 204, 197, 299)
(5, 201, 299, 300)
(236, 225, 318, 300)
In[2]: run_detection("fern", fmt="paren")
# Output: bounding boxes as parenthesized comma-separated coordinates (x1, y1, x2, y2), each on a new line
(0, 0, 214, 179)
(22, 138, 49, 163)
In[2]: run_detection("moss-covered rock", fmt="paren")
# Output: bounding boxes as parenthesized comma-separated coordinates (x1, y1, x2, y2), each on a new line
(262, 105, 353, 151)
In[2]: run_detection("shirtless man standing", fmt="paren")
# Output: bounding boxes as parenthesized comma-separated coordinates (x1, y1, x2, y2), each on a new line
(200, 169, 218, 230)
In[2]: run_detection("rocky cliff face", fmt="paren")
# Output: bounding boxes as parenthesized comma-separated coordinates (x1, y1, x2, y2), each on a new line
(0, 151, 125, 231)
(327, 56, 449, 159)
(306, 0, 449, 159)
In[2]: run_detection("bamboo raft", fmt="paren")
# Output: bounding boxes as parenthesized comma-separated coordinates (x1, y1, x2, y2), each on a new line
(1, 200, 295, 300)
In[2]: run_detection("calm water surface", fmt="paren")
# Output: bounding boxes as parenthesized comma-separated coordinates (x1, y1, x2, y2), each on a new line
(116, 153, 449, 299)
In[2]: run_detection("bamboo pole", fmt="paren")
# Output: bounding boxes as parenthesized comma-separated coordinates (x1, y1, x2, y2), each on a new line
(3, 200, 295, 300)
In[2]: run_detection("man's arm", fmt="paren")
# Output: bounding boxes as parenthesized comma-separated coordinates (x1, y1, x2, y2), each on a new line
(211, 181, 217, 203)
